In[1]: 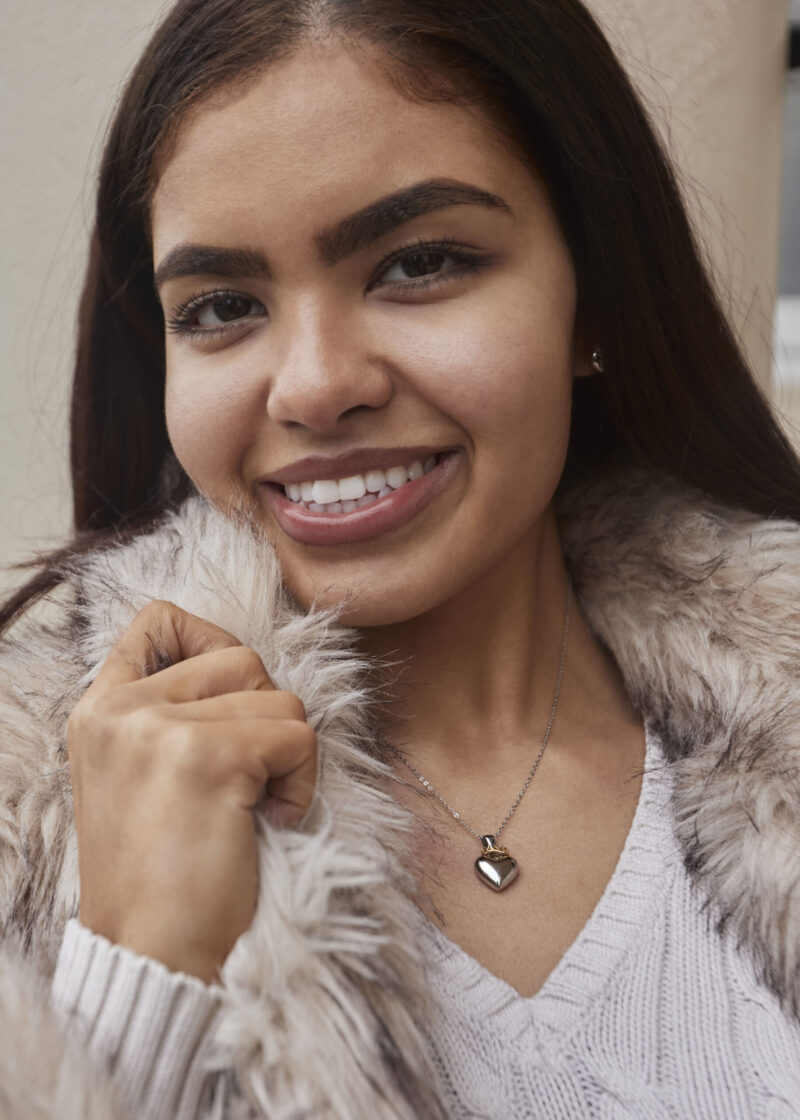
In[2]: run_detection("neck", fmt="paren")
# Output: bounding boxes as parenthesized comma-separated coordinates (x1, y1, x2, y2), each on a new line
(356, 502, 630, 780)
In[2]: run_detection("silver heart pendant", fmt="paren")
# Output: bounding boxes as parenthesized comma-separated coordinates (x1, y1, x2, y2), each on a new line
(474, 835, 518, 891)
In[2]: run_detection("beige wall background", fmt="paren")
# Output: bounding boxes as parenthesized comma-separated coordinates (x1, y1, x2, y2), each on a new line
(0, 0, 790, 593)
(0, 0, 170, 593)
(591, 0, 788, 387)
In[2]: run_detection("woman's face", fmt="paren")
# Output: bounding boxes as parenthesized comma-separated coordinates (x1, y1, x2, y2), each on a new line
(152, 39, 590, 626)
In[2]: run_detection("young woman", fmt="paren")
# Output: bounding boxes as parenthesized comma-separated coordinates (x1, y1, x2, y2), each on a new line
(2, 0, 800, 1117)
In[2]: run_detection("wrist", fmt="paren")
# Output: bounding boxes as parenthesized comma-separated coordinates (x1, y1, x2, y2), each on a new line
(79, 912, 225, 985)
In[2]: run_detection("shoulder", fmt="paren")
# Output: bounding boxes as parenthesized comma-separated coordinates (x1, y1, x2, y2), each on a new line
(559, 467, 800, 1021)
(558, 466, 800, 746)
(559, 465, 800, 622)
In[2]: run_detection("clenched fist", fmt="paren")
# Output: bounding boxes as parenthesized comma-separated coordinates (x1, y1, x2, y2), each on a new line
(66, 600, 317, 984)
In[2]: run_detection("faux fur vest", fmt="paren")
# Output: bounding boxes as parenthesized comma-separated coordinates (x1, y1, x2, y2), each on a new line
(1, 466, 800, 1119)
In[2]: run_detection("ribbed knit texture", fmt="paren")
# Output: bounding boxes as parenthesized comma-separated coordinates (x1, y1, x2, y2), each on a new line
(51, 920, 225, 1120)
(413, 721, 800, 1117)
(50, 721, 800, 1117)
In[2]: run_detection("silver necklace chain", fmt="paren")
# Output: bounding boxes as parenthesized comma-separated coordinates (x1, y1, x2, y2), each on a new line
(393, 582, 573, 845)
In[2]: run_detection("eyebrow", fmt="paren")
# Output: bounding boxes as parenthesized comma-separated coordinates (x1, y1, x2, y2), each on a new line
(153, 177, 512, 289)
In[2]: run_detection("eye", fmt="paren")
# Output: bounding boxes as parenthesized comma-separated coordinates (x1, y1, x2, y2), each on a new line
(372, 237, 492, 293)
(165, 238, 492, 342)
(166, 289, 265, 339)
(195, 293, 260, 327)
(381, 248, 452, 284)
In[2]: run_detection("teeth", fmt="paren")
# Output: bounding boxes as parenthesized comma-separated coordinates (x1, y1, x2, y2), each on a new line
(282, 455, 441, 509)
(364, 469, 386, 493)
(312, 480, 340, 505)
(339, 475, 367, 501)
(385, 465, 409, 489)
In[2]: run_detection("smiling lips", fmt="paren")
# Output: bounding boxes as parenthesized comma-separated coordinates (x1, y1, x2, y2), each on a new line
(261, 450, 458, 545)
(282, 455, 438, 513)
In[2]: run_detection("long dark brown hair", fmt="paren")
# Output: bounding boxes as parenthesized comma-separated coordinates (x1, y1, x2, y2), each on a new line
(3, 0, 798, 633)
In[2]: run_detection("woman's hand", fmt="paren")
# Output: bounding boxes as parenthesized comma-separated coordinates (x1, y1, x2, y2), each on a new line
(65, 599, 317, 984)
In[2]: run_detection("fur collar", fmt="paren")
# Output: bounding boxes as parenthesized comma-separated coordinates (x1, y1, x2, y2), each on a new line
(1, 466, 800, 1117)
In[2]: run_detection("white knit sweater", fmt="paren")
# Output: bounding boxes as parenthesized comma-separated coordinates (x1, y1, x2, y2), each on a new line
(50, 722, 800, 1118)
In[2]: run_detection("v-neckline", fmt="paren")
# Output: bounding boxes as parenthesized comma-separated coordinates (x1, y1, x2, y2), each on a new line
(413, 719, 676, 1056)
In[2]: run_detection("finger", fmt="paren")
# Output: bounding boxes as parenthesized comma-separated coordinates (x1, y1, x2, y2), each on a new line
(160, 689, 306, 723)
(188, 718, 318, 822)
(93, 600, 245, 691)
(120, 646, 277, 705)
(256, 722, 318, 828)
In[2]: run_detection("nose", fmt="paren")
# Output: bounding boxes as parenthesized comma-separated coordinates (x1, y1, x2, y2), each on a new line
(266, 302, 393, 431)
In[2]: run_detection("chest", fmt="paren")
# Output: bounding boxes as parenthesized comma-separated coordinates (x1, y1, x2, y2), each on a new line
(391, 729, 646, 999)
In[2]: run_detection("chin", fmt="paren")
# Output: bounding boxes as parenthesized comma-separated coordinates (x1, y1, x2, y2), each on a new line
(283, 574, 434, 628)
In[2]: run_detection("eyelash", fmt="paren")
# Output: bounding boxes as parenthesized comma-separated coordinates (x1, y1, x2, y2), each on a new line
(164, 236, 492, 341)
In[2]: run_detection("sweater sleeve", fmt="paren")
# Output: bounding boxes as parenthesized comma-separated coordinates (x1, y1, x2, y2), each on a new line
(51, 918, 226, 1120)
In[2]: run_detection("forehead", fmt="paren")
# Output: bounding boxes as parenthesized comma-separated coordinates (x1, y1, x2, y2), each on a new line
(150, 39, 534, 251)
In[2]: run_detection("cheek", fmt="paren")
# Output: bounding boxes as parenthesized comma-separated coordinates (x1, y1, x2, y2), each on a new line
(410, 273, 575, 475)
(164, 364, 255, 495)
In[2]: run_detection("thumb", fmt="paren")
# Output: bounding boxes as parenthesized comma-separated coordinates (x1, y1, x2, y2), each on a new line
(93, 599, 243, 689)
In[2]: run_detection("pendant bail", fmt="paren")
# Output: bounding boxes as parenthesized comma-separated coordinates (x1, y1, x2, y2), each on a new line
(480, 834, 508, 858)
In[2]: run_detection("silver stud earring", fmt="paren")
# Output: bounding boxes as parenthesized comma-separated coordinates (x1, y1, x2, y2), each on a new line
(591, 345, 605, 373)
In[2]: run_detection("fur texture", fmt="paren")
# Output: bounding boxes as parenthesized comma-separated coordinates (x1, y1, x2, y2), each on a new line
(1, 466, 800, 1116)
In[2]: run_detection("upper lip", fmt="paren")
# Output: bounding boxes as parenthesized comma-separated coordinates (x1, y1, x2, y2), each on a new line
(260, 445, 455, 486)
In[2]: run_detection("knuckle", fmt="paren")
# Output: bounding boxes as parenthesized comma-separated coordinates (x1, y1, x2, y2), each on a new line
(289, 719, 317, 758)
(229, 645, 269, 682)
(125, 703, 161, 741)
(67, 693, 149, 773)
(161, 719, 255, 792)
(274, 691, 307, 721)
(129, 600, 182, 674)
(110, 707, 159, 765)
(139, 598, 180, 620)
(69, 686, 114, 734)
(161, 722, 206, 780)
(130, 599, 179, 640)
(241, 645, 267, 672)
